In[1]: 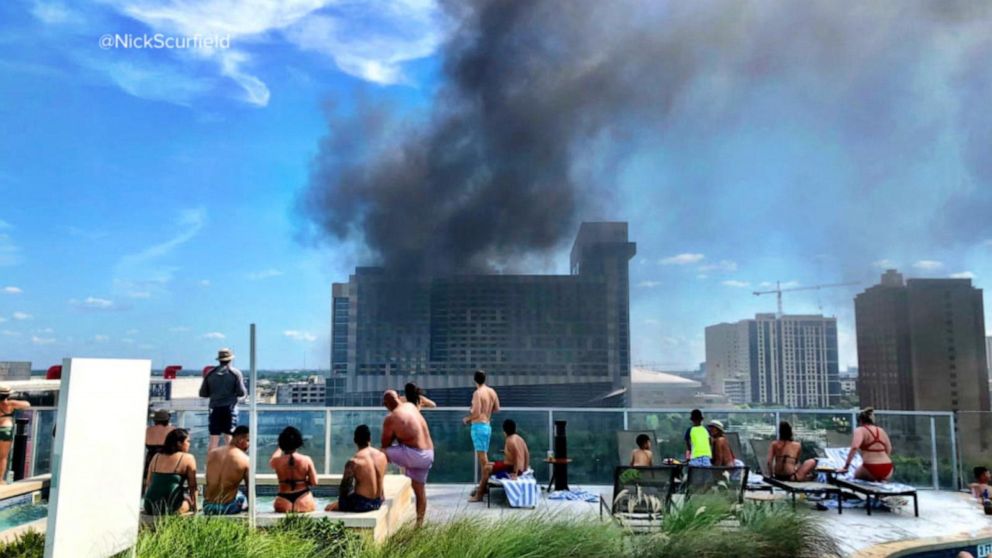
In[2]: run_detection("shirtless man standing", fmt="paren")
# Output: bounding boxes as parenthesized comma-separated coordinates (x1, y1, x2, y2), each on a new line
(327, 425, 387, 513)
(381, 390, 434, 525)
(469, 419, 530, 502)
(462, 370, 500, 480)
(203, 426, 250, 515)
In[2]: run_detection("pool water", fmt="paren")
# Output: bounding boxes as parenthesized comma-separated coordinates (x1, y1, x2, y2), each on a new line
(0, 502, 47, 530)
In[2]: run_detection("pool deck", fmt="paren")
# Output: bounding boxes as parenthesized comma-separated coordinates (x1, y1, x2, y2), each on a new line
(423, 484, 992, 557)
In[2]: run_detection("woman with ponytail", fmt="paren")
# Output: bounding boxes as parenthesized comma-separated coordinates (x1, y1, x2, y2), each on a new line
(270, 426, 318, 512)
(839, 407, 894, 482)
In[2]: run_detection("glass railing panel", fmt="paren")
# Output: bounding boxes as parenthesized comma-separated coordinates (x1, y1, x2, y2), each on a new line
(550, 410, 624, 485)
(30, 409, 56, 476)
(255, 410, 327, 474)
(723, 411, 779, 472)
(778, 411, 855, 463)
(329, 409, 388, 476)
(875, 413, 934, 489)
(933, 414, 955, 490)
(174, 410, 211, 467)
(954, 411, 991, 490)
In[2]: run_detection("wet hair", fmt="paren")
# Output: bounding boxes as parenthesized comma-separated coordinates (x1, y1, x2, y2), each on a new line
(778, 421, 794, 441)
(635, 434, 650, 449)
(354, 424, 371, 448)
(858, 407, 875, 425)
(975, 466, 989, 481)
(279, 426, 304, 466)
(162, 428, 189, 455)
(503, 419, 516, 435)
(404, 383, 420, 406)
(474, 369, 486, 385)
(232, 425, 249, 439)
(690, 409, 703, 423)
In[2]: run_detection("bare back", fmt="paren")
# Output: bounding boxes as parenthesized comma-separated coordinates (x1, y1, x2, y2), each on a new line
(768, 440, 802, 477)
(145, 424, 174, 446)
(205, 446, 249, 503)
(711, 436, 734, 467)
(630, 448, 653, 467)
(852, 425, 892, 465)
(349, 447, 387, 500)
(384, 403, 434, 450)
(471, 386, 500, 423)
(504, 433, 530, 474)
(271, 453, 317, 492)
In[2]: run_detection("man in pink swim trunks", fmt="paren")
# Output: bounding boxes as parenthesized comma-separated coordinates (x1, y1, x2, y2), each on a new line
(381, 390, 434, 526)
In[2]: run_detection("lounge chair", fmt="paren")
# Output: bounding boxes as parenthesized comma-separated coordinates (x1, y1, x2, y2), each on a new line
(600, 465, 678, 528)
(683, 465, 749, 504)
(727, 431, 772, 493)
(818, 447, 919, 516)
(749, 439, 842, 514)
(487, 469, 539, 509)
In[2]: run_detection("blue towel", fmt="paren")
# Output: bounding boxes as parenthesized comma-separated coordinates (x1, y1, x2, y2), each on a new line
(548, 490, 599, 503)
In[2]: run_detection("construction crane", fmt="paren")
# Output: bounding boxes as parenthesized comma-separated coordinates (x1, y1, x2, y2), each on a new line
(752, 281, 860, 317)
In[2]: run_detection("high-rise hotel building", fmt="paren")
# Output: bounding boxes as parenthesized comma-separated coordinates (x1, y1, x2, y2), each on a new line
(328, 222, 635, 407)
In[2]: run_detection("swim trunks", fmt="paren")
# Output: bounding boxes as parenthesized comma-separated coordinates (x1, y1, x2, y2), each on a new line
(385, 444, 435, 484)
(208, 405, 238, 436)
(470, 423, 491, 452)
(203, 491, 246, 515)
(337, 493, 383, 513)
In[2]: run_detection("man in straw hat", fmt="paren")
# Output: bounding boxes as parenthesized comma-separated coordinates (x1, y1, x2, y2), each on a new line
(706, 420, 735, 467)
(199, 348, 247, 451)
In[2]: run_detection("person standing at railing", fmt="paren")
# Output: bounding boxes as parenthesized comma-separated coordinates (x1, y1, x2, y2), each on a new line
(683, 409, 712, 467)
(382, 390, 434, 526)
(198, 348, 247, 452)
(0, 385, 30, 484)
(462, 370, 500, 484)
(838, 407, 894, 482)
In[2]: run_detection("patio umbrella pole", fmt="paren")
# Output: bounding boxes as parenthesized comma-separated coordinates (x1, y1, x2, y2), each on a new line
(248, 323, 257, 529)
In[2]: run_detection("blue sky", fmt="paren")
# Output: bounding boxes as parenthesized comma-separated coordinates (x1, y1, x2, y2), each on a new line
(1, 1, 990, 371)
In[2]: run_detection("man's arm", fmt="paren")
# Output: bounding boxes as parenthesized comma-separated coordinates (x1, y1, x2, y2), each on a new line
(381, 416, 395, 449)
(234, 369, 247, 399)
(269, 448, 283, 469)
(491, 390, 500, 415)
(463, 391, 480, 424)
(199, 375, 211, 398)
(419, 395, 437, 409)
(840, 429, 864, 471)
(376, 456, 386, 499)
(185, 456, 198, 512)
(307, 457, 319, 487)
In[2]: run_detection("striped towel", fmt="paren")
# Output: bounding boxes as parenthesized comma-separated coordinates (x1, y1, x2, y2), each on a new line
(548, 489, 600, 503)
(497, 473, 539, 508)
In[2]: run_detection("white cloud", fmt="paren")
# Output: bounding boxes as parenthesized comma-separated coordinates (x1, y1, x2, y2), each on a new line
(73, 296, 116, 309)
(0, 317, 5, 323)
(126, 328, 139, 335)
(913, 260, 943, 271)
(202, 332, 226, 340)
(115, 208, 206, 296)
(127, 291, 151, 299)
(86, 59, 213, 107)
(93, 334, 110, 342)
(0, 219, 10, 229)
(721, 280, 751, 288)
(660, 253, 705, 265)
(0, 232, 20, 266)
(1, 330, 18, 337)
(247, 268, 284, 280)
(643, 319, 660, 326)
(31, 335, 55, 345)
(2, 286, 21, 294)
(757, 281, 800, 290)
(284, 330, 317, 342)
(950, 271, 975, 279)
(698, 260, 737, 273)
(873, 259, 896, 269)
(696, 274, 708, 280)
(121, 338, 135, 344)
(12, 312, 31, 320)
(31, 1, 73, 25)
(169, 326, 190, 333)
(636, 280, 661, 288)
(198, 279, 211, 287)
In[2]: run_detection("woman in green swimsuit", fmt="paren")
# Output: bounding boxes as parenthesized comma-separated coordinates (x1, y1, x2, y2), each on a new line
(0, 385, 31, 484)
(143, 428, 198, 515)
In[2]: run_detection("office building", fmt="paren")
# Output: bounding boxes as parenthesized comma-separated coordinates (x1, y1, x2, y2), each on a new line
(723, 376, 750, 405)
(328, 222, 635, 407)
(705, 314, 840, 408)
(855, 269, 990, 413)
(276, 376, 326, 405)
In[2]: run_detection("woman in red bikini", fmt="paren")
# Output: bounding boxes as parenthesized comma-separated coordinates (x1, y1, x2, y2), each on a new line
(839, 407, 893, 482)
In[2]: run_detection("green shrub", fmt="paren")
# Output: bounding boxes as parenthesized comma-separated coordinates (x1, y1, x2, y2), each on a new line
(0, 530, 44, 558)
(131, 516, 317, 558)
(268, 515, 366, 558)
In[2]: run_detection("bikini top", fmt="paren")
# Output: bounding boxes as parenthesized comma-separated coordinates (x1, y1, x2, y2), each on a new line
(860, 426, 888, 453)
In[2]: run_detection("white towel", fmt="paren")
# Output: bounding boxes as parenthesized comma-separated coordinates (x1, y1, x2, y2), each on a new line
(493, 470, 538, 508)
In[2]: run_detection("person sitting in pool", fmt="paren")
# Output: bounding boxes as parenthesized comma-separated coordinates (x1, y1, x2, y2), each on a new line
(630, 434, 653, 467)
(767, 421, 817, 482)
(326, 425, 386, 513)
(204, 425, 250, 515)
(143, 428, 197, 515)
(270, 426, 318, 513)
(144, 409, 174, 487)
(839, 407, 893, 482)
(0, 386, 30, 484)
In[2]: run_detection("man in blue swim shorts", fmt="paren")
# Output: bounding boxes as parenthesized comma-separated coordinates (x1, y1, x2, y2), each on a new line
(462, 370, 500, 481)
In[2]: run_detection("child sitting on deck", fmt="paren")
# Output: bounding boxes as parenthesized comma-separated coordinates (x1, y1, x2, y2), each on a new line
(630, 434, 653, 467)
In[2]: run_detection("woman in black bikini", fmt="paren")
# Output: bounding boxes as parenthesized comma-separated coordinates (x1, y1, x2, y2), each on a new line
(270, 426, 318, 513)
(0, 385, 30, 484)
(766, 422, 818, 482)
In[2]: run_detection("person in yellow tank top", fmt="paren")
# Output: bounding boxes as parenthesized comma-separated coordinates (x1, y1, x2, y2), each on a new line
(683, 409, 712, 467)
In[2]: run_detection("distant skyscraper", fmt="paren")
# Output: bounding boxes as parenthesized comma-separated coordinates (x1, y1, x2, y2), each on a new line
(328, 222, 635, 407)
(705, 314, 840, 408)
(855, 270, 990, 413)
